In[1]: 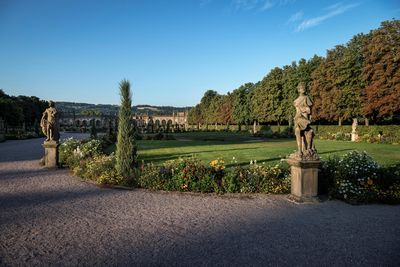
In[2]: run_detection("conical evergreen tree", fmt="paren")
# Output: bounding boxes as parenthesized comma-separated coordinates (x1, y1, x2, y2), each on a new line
(90, 120, 97, 139)
(116, 80, 137, 180)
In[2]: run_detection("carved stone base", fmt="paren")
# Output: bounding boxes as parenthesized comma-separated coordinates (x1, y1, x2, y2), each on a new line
(351, 132, 359, 142)
(286, 158, 320, 203)
(42, 141, 59, 168)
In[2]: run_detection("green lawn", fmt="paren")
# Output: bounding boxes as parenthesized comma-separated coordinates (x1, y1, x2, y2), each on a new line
(132, 132, 400, 167)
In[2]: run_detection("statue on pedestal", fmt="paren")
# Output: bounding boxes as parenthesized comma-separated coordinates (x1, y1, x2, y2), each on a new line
(291, 82, 319, 161)
(40, 101, 59, 168)
(351, 118, 359, 142)
(287, 83, 320, 202)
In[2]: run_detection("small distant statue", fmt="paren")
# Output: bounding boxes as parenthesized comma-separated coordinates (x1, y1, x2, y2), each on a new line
(292, 82, 318, 160)
(351, 118, 359, 142)
(40, 100, 60, 142)
(352, 118, 358, 132)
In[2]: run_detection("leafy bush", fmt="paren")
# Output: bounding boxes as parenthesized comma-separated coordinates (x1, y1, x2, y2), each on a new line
(137, 163, 171, 190)
(59, 137, 81, 167)
(138, 158, 290, 194)
(166, 158, 215, 192)
(320, 151, 400, 204)
(59, 137, 124, 185)
(315, 125, 400, 144)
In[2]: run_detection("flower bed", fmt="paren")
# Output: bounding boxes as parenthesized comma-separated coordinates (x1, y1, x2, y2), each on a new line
(59, 136, 400, 204)
(320, 151, 400, 204)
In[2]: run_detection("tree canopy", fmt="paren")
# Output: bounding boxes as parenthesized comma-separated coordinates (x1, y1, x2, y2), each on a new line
(190, 20, 400, 126)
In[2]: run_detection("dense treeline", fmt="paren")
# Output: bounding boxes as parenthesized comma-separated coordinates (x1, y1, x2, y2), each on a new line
(188, 20, 400, 128)
(0, 89, 47, 130)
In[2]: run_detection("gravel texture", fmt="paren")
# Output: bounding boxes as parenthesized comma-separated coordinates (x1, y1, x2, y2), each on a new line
(1, 134, 400, 266)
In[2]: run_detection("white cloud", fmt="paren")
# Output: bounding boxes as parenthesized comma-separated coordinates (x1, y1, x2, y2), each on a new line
(288, 10, 303, 23)
(233, 0, 260, 10)
(231, 0, 294, 12)
(325, 2, 343, 10)
(260, 0, 275, 11)
(296, 3, 359, 32)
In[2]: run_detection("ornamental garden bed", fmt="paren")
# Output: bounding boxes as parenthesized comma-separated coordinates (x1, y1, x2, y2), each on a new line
(59, 132, 400, 205)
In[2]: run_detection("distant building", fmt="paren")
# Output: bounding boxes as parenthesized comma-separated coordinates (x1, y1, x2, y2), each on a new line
(59, 111, 188, 133)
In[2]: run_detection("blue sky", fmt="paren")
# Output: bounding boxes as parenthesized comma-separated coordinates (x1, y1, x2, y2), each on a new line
(0, 0, 398, 106)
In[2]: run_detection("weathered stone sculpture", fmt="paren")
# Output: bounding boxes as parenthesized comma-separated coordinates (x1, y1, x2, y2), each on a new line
(41, 100, 60, 142)
(351, 118, 359, 142)
(41, 101, 59, 167)
(287, 83, 320, 202)
(292, 82, 318, 161)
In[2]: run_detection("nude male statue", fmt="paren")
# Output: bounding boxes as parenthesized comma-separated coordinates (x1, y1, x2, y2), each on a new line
(40, 101, 59, 142)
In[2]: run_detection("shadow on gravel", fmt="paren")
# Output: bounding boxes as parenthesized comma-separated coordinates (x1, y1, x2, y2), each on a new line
(0, 151, 43, 163)
(1, 186, 399, 265)
(0, 187, 116, 216)
(47, 199, 399, 266)
(0, 168, 61, 181)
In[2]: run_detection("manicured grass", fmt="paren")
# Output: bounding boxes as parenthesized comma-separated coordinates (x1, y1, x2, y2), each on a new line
(134, 132, 400, 167)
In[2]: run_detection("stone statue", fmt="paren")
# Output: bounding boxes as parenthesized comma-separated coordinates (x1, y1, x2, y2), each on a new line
(351, 118, 359, 142)
(292, 82, 318, 160)
(40, 100, 59, 142)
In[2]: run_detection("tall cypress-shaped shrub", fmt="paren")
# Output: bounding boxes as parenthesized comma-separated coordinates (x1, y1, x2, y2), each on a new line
(116, 80, 137, 180)
(90, 120, 97, 139)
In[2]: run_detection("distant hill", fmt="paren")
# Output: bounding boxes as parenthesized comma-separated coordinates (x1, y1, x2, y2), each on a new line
(56, 101, 192, 116)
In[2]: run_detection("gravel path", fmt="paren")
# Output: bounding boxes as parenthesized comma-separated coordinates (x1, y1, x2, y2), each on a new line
(1, 134, 400, 266)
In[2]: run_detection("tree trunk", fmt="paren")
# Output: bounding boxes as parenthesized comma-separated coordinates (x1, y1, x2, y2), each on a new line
(338, 118, 342, 126)
(226, 122, 230, 131)
(365, 117, 369, 126)
(253, 120, 257, 134)
(238, 123, 241, 131)
(215, 122, 218, 131)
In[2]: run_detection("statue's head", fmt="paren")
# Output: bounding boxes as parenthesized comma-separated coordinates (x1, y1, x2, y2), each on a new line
(48, 100, 55, 107)
(297, 82, 306, 94)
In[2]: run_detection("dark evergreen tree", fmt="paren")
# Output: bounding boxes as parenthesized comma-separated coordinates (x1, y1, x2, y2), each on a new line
(116, 80, 137, 180)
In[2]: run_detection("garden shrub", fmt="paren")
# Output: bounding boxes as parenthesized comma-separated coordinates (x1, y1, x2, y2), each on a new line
(81, 154, 116, 180)
(138, 158, 291, 194)
(257, 164, 291, 194)
(59, 137, 81, 167)
(165, 158, 215, 192)
(222, 168, 241, 193)
(59, 137, 124, 185)
(320, 151, 400, 204)
(314, 125, 400, 144)
(137, 164, 173, 190)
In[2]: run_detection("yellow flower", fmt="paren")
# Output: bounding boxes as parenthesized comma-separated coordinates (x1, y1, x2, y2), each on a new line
(367, 179, 373, 185)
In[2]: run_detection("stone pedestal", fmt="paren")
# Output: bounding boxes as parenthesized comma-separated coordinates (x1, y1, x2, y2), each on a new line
(43, 141, 59, 168)
(351, 132, 359, 142)
(287, 158, 320, 203)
